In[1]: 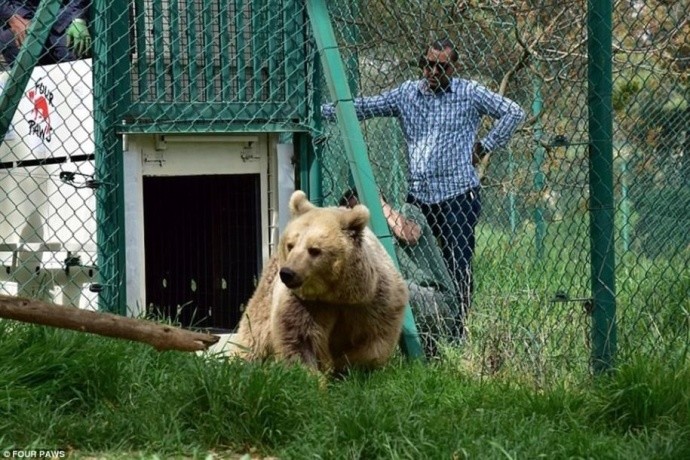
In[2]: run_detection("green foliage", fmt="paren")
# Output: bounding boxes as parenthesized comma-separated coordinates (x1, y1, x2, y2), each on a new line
(613, 76, 643, 112)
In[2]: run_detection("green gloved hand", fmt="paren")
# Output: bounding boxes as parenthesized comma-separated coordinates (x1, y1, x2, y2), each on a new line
(66, 18, 91, 57)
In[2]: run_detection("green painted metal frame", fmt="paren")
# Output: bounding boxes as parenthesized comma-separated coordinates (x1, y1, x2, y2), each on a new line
(0, 0, 60, 140)
(306, 40, 324, 206)
(587, 0, 617, 373)
(532, 74, 546, 260)
(91, 0, 312, 313)
(124, 0, 308, 131)
(93, 0, 130, 314)
(305, 0, 424, 359)
(118, 122, 310, 135)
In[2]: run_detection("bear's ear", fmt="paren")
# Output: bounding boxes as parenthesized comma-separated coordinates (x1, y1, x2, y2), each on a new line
(289, 190, 315, 217)
(341, 204, 370, 234)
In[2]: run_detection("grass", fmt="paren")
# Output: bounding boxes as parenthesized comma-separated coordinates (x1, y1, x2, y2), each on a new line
(0, 219, 687, 458)
(465, 219, 690, 385)
(1, 321, 689, 459)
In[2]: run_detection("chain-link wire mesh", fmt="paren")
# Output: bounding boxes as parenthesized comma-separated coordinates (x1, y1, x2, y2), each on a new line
(118, 0, 312, 329)
(1, 1, 688, 381)
(0, 0, 312, 320)
(314, 0, 690, 381)
(0, 1, 99, 310)
(611, 0, 690, 364)
(126, 0, 309, 132)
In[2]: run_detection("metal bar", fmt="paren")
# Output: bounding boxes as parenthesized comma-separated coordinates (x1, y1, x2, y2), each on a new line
(532, 74, 546, 259)
(93, 0, 131, 314)
(118, 121, 310, 134)
(235, 0, 246, 101)
(587, 0, 617, 374)
(134, 0, 148, 99)
(283, 0, 306, 109)
(508, 149, 517, 234)
(219, 0, 232, 101)
(251, 0, 263, 101)
(305, 0, 424, 360)
(151, 0, 166, 100)
(266, 0, 278, 100)
(307, 43, 323, 205)
(203, 1, 215, 101)
(295, 132, 311, 198)
(186, 0, 199, 101)
(618, 145, 631, 252)
(128, 101, 302, 120)
(169, 0, 183, 100)
(0, 0, 60, 140)
(0, 154, 94, 170)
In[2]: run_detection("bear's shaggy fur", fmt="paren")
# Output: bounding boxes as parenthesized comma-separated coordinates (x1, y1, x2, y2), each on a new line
(232, 190, 408, 372)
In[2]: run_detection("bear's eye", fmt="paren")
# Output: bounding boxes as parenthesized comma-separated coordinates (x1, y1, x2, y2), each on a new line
(286, 243, 295, 252)
(307, 247, 322, 257)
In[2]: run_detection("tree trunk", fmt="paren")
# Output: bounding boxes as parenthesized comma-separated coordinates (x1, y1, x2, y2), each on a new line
(0, 295, 220, 352)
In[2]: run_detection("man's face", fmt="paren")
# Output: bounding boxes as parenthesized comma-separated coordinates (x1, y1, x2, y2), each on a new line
(420, 47, 455, 92)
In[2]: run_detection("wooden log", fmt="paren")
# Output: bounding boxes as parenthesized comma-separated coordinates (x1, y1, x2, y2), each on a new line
(0, 295, 220, 352)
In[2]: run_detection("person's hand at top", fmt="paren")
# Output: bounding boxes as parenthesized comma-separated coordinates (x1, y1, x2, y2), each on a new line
(66, 18, 91, 57)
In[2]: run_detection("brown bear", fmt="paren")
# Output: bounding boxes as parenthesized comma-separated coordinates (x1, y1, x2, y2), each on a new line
(231, 190, 408, 373)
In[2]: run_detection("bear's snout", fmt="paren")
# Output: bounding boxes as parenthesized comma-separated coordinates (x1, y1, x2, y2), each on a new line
(279, 267, 302, 288)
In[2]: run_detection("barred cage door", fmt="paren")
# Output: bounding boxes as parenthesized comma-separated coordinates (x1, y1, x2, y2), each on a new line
(143, 174, 261, 331)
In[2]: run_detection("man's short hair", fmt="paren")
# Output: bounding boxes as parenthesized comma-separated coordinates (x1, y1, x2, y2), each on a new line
(429, 39, 458, 62)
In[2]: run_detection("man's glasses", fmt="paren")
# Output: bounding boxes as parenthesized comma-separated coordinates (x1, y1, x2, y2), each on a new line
(418, 56, 452, 72)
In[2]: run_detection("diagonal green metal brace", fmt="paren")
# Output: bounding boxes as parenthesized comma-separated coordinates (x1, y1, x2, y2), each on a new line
(0, 0, 61, 140)
(305, 0, 424, 360)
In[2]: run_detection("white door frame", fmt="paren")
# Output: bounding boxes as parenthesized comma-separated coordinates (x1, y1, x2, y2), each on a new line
(123, 133, 271, 318)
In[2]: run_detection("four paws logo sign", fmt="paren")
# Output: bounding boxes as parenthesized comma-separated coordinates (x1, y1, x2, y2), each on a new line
(26, 77, 55, 143)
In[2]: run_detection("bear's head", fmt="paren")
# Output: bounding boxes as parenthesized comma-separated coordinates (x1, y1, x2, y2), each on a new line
(277, 190, 370, 301)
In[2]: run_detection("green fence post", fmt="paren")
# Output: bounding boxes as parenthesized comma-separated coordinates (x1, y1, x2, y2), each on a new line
(508, 149, 517, 235)
(532, 74, 546, 259)
(93, 0, 130, 314)
(618, 150, 631, 253)
(0, 0, 60, 140)
(309, 47, 324, 206)
(306, 0, 424, 359)
(587, 0, 617, 373)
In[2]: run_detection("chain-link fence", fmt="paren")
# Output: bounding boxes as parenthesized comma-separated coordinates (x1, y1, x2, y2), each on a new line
(0, 1, 99, 309)
(0, 1, 688, 381)
(0, 0, 311, 320)
(313, 0, 690, 380)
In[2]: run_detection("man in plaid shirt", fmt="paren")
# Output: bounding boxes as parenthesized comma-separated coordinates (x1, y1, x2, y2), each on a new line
(322, 39, 525, 341)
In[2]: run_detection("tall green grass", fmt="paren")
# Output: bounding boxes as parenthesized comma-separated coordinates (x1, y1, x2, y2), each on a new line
(466, 219, 690, 385)
(0, 215, 687, 457)
(1, 321, 689, 459)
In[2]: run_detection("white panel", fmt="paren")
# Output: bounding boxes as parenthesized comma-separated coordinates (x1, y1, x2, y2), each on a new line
(141, 135, 264, 176)
(276, 143, 295, 233)
(0, 60, 97, 308)
(123, 142, 146, 317)
(0, 60, 96, 254)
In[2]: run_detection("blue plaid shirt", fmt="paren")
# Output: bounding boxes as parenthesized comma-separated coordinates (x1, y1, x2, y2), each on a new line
(322, 78, 525, 204)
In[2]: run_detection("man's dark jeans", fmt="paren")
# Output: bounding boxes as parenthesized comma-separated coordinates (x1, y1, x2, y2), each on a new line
(407, 188, 481, 340)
